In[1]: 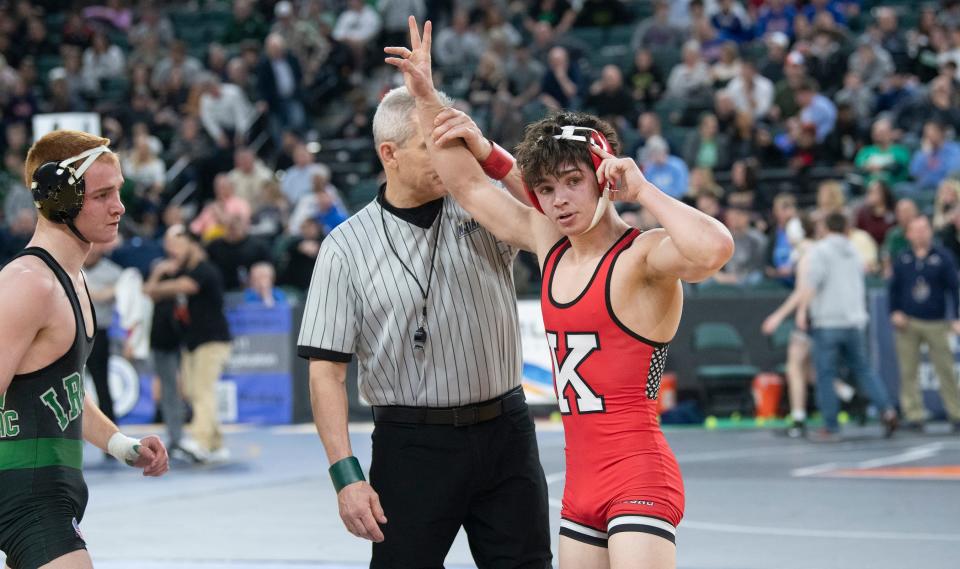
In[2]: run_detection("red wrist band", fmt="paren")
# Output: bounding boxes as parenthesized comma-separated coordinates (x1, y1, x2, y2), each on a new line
(480, 141, 515, 180)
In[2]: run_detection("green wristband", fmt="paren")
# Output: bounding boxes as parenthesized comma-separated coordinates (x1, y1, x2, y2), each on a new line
(329, 456, 365, 492)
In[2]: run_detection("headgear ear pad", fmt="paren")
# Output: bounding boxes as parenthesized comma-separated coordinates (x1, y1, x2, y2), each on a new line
(30, 145, 113, 244)
(525, 126, 613, 214)
(588, 129, 612, 171)
(31, 161, 86, 224)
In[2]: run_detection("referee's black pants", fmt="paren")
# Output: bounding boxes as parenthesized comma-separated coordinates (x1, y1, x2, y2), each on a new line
(369, 402, 552, 568)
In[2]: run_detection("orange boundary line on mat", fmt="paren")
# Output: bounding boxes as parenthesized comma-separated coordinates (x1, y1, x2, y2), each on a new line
(828, 465, 960, 479)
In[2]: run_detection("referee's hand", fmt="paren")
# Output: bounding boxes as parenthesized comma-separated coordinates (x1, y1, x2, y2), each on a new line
(338, 481, 388, 542)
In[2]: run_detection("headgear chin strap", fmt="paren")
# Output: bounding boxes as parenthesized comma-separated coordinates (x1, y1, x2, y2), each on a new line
(31, 145, 112, 243)
(526, 126, 613, 235)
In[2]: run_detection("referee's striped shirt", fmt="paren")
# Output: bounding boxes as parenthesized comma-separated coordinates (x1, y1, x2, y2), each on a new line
(297, 189, 522, 407)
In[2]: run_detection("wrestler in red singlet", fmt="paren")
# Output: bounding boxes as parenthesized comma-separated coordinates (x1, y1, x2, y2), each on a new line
(541, 227, 685, 548)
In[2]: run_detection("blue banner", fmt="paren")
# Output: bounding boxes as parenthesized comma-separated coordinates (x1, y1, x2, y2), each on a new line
(226, 303, 293, 335)
(220, 300, 293, 424)
(112, 298, 296, 425)
(96, 355, 155, 426)
(220, 373, 292, 424)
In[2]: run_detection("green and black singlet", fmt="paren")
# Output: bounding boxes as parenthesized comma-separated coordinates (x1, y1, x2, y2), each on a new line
(0, 247, 96, 569)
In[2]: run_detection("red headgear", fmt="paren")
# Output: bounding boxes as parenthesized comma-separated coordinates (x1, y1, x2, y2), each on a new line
(525, 125, 613, 214)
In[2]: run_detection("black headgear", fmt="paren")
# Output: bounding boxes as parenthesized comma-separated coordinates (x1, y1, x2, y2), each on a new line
(31, 145, 112, 243)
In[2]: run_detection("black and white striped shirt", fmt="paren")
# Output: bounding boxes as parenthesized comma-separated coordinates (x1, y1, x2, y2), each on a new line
(297, 190, 522, 407)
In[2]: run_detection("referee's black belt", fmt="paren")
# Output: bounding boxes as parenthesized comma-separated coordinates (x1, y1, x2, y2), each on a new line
(372, 386, 526, 427)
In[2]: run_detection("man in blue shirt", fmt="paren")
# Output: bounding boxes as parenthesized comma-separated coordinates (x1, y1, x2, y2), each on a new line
(755, 0, 796, 40)
(639, 135, 689, 200)
(796, 79, 837, 143)
(711, 0, 752, 43)
(803, 0, 847, 27)
(243, 261, 288, 308)
(908, 121, 960, 192)
(889, 215, 960, 432)
(764, 193, 798, 286)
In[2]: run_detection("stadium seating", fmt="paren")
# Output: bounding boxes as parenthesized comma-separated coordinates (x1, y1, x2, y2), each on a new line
(693, 322, 761, 415)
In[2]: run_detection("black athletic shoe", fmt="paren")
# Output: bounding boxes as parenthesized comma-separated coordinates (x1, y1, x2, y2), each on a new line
(951, 422, 960, 434)
(783, 420, 807, 439)
(881, 410, 899, 439)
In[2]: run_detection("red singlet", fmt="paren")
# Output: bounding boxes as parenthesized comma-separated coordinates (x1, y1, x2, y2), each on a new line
(541, 228, 684, 547)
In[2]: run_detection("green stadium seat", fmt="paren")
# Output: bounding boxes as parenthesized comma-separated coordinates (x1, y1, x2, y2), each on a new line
(169, 11, 203, 29)
(649, 46, 681, 78)
(324, 138, 374, 152)
(908, 188, 937, 216)
(664, 126, 692, 156)
(607, 25, 634, 48)
(619, 128, 640, 157)
(100, 77, 129, 103)
(272, 234, 298, 262)
(899, 11, 919, 31)
(37, 55, 62, 82)
(106, 30, 129, 50)
(695, 322, 749, 351)
(653, 97, 685, 126)
(771, 321, 793, 348)
(522, 101, 549, 124)
(206, 24, 231, 44)
(202, 11, 233, 44)
(44, 12, 67, 32)
(692, 322, 761, 415)
(328, 161, 373, 178)
(695, 281, 744, 296)
(346, 179, 380, 212)
(749, 278, 790, 292)
(567, 27, 605, 48)
(741, 41, 768, 64)
(201, 10, 233, 24)
(277, 286, 303, 305)
(178, 26, 207, 46)
(628, 0, 654, 20)
(589, 47, 630, 73)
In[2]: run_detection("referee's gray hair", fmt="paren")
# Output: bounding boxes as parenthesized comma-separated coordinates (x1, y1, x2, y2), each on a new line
(373, 86, 453, 147)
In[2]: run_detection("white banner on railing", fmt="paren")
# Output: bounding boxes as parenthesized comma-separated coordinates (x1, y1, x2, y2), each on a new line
(32, 113, 101, 141)
(518, 299, 558, 404)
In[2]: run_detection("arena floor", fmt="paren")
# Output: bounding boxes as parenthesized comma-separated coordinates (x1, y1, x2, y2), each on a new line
(5, 421, 959, 569)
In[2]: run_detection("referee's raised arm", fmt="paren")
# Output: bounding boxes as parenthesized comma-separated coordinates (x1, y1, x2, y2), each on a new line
(386, 16, 554, 255)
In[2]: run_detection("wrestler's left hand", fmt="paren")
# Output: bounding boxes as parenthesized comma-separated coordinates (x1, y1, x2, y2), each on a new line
(131, 435, 169, 477)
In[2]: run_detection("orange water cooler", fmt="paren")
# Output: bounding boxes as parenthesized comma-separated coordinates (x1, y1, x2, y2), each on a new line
(657, 373, 677, 415)
(751, 373, 784, 418)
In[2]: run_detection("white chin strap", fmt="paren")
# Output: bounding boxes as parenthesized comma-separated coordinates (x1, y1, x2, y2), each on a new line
(551, 126, 612, 236)
(579, 187, 612, 235)
(58, 145, 112, 183)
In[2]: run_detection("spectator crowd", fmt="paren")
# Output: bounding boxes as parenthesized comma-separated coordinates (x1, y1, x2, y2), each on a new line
(2, 0, 960, 298)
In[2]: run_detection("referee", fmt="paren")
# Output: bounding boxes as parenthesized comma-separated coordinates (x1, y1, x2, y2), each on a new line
(297, 87, 551, 568)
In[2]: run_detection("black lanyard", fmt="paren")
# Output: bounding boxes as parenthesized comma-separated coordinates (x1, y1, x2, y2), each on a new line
(380, 200, 443, 350)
